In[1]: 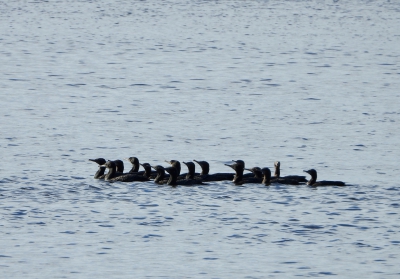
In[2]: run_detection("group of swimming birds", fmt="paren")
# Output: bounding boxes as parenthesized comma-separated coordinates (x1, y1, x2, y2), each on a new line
(89, 157, 346, 187)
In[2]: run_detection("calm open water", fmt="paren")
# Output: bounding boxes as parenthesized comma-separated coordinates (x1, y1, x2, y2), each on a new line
(1, 0, 400, 278)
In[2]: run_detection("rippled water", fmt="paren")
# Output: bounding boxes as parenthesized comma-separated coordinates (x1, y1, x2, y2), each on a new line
(1, 0, 400, 278)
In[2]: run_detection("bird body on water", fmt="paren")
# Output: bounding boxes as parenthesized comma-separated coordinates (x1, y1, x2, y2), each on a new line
(274, 161, 307, 183)
(90, 158, 125, 179)
(225, 161, 262, 185)
(140, 163, 159, 179)
(304, 169, 346, 186)
(260, 167, 300, 185)
(246, 163, 302, 185)
(164, 166, 205, 186)
(101, 161, 150, 182)
(194, 159, 236, 182)
(166, 160, 196, 180)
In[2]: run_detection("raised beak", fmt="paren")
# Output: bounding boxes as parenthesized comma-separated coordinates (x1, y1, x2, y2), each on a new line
(225, 164, 234, 169)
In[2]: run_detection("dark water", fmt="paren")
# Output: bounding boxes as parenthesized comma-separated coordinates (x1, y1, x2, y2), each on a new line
(1, 0, 400, 277)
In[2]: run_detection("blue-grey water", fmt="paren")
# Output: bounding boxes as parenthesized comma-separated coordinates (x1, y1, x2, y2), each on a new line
(1, 0, 400, 278)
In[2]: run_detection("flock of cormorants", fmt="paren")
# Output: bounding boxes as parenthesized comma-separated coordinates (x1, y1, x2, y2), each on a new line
(89, 157, 346, 187)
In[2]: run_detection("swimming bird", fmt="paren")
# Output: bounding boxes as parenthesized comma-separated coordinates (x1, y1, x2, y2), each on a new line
(182, 161, 200, 179)
(225, 162, 261, 185)
(125, 157, 140, 173)
(304, 169, 345, 186)
(140, 162, 159, 179)
(101, 161, 149, 182)
(229, 162, 299, 185)
(244, 167, 263, 178)
(164, 166, 205, 186)
(193, 159, 235, 181)
(165, 160, 181, 175)
(245, 162, 300, 185)
(260, 167, 299, 185)
(274, 161, 307, 183)
(193, 160, 210, 175)
(165, 159, 193, 180)
(151, 165, 170, 184)
(125, 156, 157, 177)
(89, 158, 107, 179)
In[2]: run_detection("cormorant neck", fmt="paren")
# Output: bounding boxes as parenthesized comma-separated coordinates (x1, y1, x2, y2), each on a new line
(105, 165, 117, 180)
(184, 162, 195, 179)
(274, 167, 280, 178)
(94, 167, 106, 179)
(167, 174, 177, 186)
(233, 169, 243, 184)
(154, 171, 165, 183)
(305, 170, 317, 185)
(129, 165, 139, 173)
(201, 163, 209, 175)
(253, 169, 262, 179)
(142, 165, 152, 178)
(307, 175, 317, 185)
(262, 175, 271, 186)
(115, 160, 124, 173)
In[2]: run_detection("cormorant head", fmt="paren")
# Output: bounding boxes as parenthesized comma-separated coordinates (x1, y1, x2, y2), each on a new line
(304, 169, 317, 178)
(114, 159, 124, 172)
(193, 160, 210, 175)
(89, 158, 107, 166)
(125, 157, 139, 165)
(101, 160, 116, 169)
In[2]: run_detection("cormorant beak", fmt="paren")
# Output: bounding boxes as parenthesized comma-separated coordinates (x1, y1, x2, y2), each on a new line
(303, 170, 310, 174)
(225, 164, 234, 169)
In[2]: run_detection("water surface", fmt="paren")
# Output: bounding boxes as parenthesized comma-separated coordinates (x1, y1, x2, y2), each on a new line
(1, 0, 400, 278)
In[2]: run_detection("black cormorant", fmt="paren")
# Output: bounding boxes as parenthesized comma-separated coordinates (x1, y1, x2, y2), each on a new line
(304, 169, 345, 186)
(193, 159, 236, 182)
(101, 161, 149, 182)
(164, 166, 205, 186)
(89, 158, 107, 179)
(274, 161, 307, 182)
